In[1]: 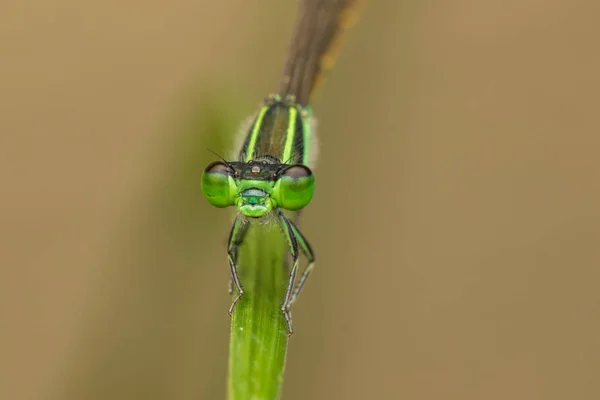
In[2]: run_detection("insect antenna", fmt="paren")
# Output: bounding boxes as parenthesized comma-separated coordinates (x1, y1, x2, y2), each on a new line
(208, 148, 235, 171)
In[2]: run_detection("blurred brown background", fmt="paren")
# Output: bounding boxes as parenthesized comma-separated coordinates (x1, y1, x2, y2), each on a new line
(2, 1, 600, 399)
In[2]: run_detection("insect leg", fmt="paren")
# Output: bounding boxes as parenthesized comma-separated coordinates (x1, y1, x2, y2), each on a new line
(277, 209, 299, 335)
(287, 221, 315, 308)
(227, 214, 249, 316)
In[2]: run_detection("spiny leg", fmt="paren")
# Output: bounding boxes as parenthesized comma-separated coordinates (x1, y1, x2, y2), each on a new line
(227, 234, 234, 294)
(277, 209, 299, 335)
(227, 214, 249, 316)
(287, 221, 315, 308)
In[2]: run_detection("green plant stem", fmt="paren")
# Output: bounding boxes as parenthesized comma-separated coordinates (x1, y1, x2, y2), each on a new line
(227, 220, 291, 400)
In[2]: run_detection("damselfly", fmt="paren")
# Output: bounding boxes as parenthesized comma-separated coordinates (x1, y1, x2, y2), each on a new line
(201, 0, 360, 334)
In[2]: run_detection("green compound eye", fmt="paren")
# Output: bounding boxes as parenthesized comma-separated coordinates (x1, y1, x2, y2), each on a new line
(274, 164, 315, 211)
(201, 161, 236, 208)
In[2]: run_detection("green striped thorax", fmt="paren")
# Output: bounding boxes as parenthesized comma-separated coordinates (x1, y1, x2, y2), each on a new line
(201, 95, 315, 218)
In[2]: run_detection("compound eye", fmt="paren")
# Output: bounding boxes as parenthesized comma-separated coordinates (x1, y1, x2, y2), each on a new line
(201, 161, 235, 208)
(204, 161, 231, 175)
(282, 164, 312, 179)
(275, 164, 315, 211)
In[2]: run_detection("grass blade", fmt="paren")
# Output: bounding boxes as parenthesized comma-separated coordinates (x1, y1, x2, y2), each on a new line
(227, 220, 291, 400)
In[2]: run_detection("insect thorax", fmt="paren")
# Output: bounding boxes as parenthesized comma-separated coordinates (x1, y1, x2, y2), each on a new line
(238, 95, 312, 166)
